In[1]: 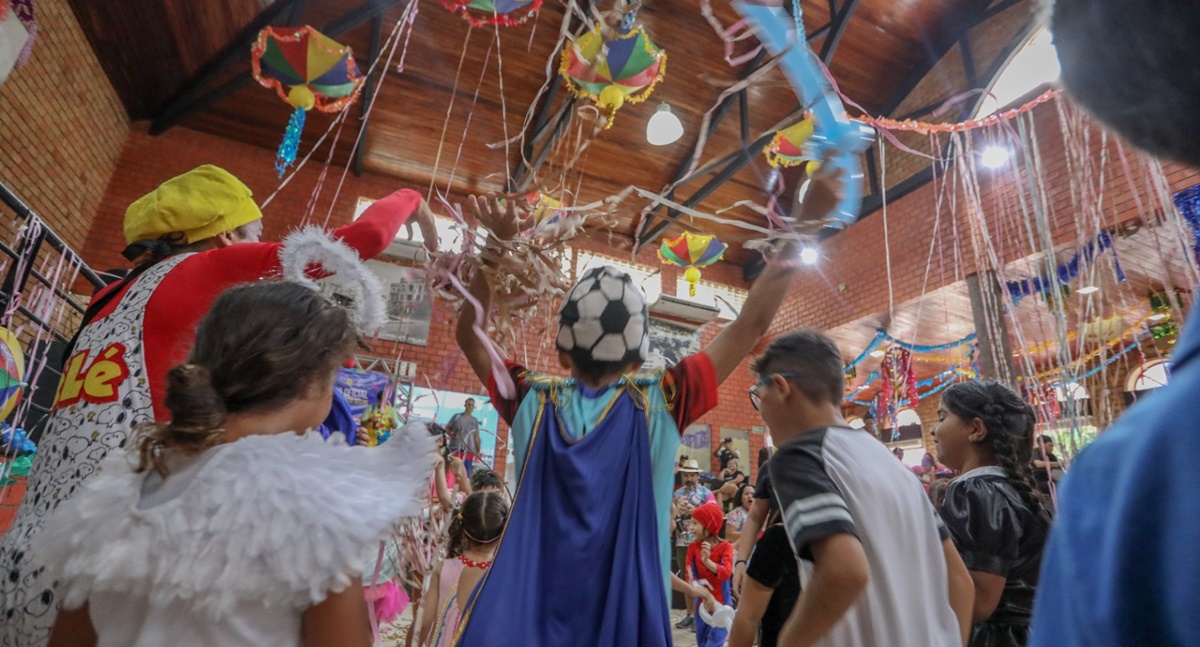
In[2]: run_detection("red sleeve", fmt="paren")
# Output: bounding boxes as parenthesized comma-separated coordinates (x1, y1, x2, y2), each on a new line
(665, 352, 719, 432)
(486, 360, 532, 427)
(330, 188, 422, 259)
(713, 541, 735, 580)
(686, 543, 700, 579)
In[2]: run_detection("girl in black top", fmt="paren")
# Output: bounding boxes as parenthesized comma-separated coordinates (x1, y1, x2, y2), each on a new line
(933, 380, 1051, 647)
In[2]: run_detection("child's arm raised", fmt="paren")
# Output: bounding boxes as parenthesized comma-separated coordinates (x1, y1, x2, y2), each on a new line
(455, 194, 527, 387)
(701, 166, 844, 384)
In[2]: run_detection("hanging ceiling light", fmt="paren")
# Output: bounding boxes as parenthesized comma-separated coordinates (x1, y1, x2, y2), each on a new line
(1077, 285, 1100, 294)
(980, 146, 1012, 169)
(869, 349, 886, 358)
(647, 103, 684, 146)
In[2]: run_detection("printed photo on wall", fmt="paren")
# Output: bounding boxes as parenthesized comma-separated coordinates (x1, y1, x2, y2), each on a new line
(645, 318, 701, 370)
(365, 259, 432, 346)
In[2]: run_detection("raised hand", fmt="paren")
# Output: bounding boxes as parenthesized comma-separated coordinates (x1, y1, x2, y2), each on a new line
(468, 193, 528, 240)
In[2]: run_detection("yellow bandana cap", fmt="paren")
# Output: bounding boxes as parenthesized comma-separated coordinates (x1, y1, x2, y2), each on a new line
(123, 165, 263, 245)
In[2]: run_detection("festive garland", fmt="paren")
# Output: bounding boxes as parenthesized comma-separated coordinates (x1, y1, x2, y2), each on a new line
(846, 365, 975, 407)
(851, 89, 1060, 135)
(1006, 231, 1126, 305)
(844, 330, 976, 373)
(1026, 315, 1152, 381)
(1172, 183, 1200, 265)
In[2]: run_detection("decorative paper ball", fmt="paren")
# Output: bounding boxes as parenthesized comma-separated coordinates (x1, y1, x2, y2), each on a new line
(598, 85, 626, 114)
(683, 267, 701, 284)
(556, 266, 649, 364)
(288, 85, 316, 111)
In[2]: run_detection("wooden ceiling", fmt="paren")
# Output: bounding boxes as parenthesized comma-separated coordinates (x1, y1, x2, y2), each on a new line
(68, 0, 1032, 267)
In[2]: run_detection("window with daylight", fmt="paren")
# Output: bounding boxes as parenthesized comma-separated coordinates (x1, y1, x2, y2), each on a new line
(576, 251, 661, 303)
(1052, 382, 1090, 402)
(1127, 359, 1170, 392)
(674, 278, 747, 320)
(895, 408, 922, 426)
(354, 197, 483, 252)
(974, 28, 1060, 118)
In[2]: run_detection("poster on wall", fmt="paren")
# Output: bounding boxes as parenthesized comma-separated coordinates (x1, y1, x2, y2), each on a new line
(719, 427, 751, 480)
(0, 10, 29, 87)
(645, 318, 701, 370)
(410, 387, 501, 470)
(334, 368, 391, 421)
(365, 260, 432, 346)
(677, 423, 711, 475)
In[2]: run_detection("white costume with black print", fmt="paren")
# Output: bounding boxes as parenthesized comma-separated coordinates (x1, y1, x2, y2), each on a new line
(0, 256, 186, 647)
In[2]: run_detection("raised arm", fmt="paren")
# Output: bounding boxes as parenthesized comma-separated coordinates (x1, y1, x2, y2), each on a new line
(702, 168, 843, 383)
(455, 195, 527, 387)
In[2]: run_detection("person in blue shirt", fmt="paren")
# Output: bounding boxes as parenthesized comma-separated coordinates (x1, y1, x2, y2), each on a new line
(1031, 1, 1200, 644)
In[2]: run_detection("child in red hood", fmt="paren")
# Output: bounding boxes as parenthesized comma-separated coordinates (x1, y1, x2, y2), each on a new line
(686, 501, 736, 647)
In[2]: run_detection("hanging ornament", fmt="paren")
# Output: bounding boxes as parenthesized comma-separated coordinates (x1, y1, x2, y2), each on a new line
(560, 24, 666, 129)
(0, 326, 25, 421)
(519, 192, 571, 240)
(763, 117, 821, 175)
(658, 232, 726, 296)
(1148, 290, 1182, 340)
(880, 347, 919, 409)
(441, 0, 542, 27)
(252, 26, 364, 177)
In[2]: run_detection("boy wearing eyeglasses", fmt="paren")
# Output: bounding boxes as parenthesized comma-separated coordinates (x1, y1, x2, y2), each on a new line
(748, 329, 975, 647)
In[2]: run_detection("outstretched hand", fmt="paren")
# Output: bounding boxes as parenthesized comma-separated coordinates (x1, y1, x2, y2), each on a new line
(468, 193, 528, 241)
(792, 162, 847, 223)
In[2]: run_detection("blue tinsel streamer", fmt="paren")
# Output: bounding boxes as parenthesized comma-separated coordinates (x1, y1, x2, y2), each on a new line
(844, 330, 976, 372)
(1006, 231, 1127, 305)
(1172, 184, 1200, 266)
(275, 107, 306, 178)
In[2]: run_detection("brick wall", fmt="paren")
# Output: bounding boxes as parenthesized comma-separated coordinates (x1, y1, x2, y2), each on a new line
(0, 0, 128, 249)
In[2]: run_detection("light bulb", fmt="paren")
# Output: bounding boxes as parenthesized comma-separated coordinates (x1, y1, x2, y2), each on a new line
(869, 349, 886, 358)
(981, 146, 1011, 169)
(647, 103, 684, 146)
(1077, 285, 1100, 295)
(799, 247, 819, 265)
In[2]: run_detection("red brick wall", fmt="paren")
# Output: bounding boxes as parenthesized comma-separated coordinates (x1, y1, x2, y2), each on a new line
(0, 0, 128, 249)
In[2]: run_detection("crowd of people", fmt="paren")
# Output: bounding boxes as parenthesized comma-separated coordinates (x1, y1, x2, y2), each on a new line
(0, 0, 1197, 644)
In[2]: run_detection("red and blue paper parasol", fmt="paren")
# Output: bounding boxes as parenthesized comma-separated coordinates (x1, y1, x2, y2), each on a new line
(252, 26, 364, 177)
(560, 25, 666, 129)
(658, 232, 726, 296)
(441, 0, 542, 27)
(0, 327, 25, 421)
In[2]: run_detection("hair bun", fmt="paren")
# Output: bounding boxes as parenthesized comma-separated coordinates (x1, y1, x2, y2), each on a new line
(163, 363, 227, 432)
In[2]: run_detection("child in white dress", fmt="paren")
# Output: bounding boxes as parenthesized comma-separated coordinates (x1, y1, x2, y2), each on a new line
(37, 281, 433, 647)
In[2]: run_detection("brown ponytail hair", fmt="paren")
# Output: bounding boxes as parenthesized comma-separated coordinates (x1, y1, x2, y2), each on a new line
(447, 491, 509, 558)
(137, 281, 356, 476)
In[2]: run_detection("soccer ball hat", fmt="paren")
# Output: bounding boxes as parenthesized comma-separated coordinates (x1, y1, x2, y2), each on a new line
(556, 266, 650, 365)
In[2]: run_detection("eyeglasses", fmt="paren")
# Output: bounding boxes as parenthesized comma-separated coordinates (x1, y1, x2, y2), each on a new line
(748, 372, 802, 411)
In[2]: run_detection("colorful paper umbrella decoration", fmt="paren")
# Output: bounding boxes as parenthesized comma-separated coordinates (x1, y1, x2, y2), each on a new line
(441, 0, 542, 27)
(252, 26, 364, 177)
(764, 117, 820, 174)
(560, 24, 666, 129)
(0, 327, 25, 421)
(658, 232, 726, 296)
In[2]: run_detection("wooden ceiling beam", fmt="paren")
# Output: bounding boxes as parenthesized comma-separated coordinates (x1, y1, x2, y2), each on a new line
(353, 16, 385, 177)
(149, 0, 407, 136)
(147, 0, 306, 135)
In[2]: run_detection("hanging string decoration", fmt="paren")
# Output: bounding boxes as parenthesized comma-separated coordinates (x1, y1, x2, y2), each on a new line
(764, 117, 820, 174)
(252, 26, 364, 177)
(1005, 231, 1126, 305)
(559, 24, 666, 129)
(523, 192, 568, 236)
(440, 0, 541, 27)
(1148, 290, 1180, 340)
(880, 347, 919, 410)
(1172, 183, 1200, 265)
(0, 327, 24, 421)
(844, 329, 976, 373)
(658, 231, 726, 296)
